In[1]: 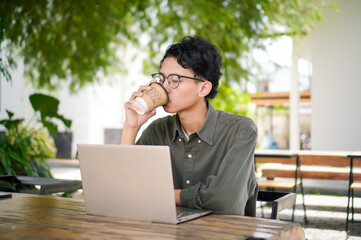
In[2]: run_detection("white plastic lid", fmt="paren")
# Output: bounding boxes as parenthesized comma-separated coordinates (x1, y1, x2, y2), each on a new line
(132, 97, 148, 115)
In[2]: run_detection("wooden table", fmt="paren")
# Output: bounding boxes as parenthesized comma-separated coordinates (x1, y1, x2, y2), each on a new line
(0, 193, 305, 240)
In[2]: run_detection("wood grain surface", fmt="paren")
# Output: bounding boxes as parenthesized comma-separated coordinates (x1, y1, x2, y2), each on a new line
(0, 193, 305, 240)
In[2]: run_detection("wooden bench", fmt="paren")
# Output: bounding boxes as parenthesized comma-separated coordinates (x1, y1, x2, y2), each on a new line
(261, 151, 360, 182)
(255, 150, 307, 223)
(262, 168, 361, 180)
(258, 150, 361, 231)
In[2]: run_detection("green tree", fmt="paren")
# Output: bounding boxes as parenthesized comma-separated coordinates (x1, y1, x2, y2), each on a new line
(210, 83, 251, 117)
(0, 0, 335, 92)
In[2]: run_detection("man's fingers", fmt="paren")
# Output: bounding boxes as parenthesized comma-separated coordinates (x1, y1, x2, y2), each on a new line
(125, 101, 138, 112)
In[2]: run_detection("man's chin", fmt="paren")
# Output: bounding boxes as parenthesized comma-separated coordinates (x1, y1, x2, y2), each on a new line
(163, 105, 175, 114)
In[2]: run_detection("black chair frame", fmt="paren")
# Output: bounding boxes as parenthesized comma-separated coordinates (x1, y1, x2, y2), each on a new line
(346, 156, 361, 232)
(0, 175, 82, 195)
(257, 190, 297, 220)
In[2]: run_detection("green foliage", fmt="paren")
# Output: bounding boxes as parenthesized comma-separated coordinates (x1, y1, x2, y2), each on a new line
(0, 118, 56, 177)
(29, 93, 72, 134)
(0, 94, 71, 185)
(0, 56, 13, 83)
(0, 0, 336, 92)
(210, 82, 251, 117)
(5, 123, 57, 160)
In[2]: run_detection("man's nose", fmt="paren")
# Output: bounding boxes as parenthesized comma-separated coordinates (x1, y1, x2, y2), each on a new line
(162, 79, 171, 92)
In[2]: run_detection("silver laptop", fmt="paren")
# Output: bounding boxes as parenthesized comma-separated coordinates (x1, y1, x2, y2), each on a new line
(77, 144, 212, 224)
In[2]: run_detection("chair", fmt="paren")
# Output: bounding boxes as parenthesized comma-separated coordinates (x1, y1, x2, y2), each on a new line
(0, 175, 82, 195)
(255, 152, 307, 223)
(346, 154, 361, 232)
(244, 188, 297, 220)
(257, 191, 297, 220)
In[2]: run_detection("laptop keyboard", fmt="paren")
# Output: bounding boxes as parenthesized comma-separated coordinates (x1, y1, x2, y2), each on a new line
(176, 207, 198, 218)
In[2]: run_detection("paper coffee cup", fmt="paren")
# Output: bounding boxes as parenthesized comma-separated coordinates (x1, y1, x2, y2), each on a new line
(132, 82, 169, 115)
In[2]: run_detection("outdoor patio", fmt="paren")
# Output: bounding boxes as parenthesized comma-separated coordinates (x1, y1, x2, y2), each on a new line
(50, 159, 361, 240)
(272, 195, 361, 240)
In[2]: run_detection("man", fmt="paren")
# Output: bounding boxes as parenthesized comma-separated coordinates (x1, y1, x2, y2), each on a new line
(121, 36, 258, 215)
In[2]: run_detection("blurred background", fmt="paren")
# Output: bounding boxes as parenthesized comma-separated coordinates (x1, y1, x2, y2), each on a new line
(1, 0, 360, 160)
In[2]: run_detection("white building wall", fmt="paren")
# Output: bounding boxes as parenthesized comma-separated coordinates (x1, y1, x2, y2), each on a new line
(311, 0, 361, 150)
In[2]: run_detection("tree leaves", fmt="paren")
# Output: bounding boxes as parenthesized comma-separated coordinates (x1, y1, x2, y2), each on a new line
(0, 0, 334, 92)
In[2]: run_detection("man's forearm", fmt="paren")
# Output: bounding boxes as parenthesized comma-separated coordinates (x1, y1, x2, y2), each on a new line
(120, 122, 139, 145)
(175, 189, 182, 207)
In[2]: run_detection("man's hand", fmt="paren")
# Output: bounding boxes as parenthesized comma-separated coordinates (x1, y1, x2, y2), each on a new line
(121, 83, 157, 145)
(125, 84, 156, 127)
(175, 189, 182, 207)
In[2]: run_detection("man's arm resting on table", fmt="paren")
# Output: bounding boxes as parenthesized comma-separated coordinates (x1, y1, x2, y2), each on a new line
(175, 189, 183, 207)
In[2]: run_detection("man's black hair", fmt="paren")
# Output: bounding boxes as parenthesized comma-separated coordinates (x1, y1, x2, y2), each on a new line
(160, 36, 222, 99)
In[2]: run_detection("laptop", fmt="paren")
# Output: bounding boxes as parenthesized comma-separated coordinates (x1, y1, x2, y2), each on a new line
(77, 144, 212, 224)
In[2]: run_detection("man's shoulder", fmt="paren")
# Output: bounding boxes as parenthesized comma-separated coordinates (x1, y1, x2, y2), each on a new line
(217, 110, 256, 130)
(137, 115, 176, 144)
(147, 114, 177, 129)
(214, 111, 257, 140)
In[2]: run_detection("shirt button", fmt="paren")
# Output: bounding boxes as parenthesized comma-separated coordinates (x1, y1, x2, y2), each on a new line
(186, 180, 190, 184)
(179, 138, 182, 142)
(188, 154, 192, 158)
(198, 140, 201, 143)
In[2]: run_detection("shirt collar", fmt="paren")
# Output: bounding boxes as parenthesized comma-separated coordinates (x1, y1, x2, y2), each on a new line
(196, 102, 217, 145)
(172, 116, 182, 142)
(171, 102, 218, 145)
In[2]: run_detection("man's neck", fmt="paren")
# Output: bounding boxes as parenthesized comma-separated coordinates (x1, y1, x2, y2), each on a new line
(178, 100, 208, 136)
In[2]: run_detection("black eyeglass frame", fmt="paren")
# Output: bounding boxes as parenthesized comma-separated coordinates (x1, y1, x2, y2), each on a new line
(151, 72, 205, 89)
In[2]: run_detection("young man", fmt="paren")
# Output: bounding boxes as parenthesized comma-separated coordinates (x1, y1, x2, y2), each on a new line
(121, 36, 258, 215)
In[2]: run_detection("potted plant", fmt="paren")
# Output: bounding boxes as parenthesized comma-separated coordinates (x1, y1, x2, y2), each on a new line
(0, 93, 71, 190)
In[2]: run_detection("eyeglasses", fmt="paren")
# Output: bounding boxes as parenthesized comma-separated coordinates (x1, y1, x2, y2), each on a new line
(151, 73, 205, 89)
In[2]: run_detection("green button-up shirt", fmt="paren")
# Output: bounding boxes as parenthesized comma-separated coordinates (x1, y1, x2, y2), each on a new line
(136, 103, 258, 215)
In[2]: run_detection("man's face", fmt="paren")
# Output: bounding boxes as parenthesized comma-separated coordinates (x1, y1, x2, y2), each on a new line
(160, 57, 205, 114)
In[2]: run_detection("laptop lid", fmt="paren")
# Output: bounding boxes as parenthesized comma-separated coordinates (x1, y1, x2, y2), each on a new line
(77, 144, 178, 224)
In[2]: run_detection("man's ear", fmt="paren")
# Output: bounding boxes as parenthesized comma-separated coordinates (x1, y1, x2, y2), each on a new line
(198, 81, 212, 97)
